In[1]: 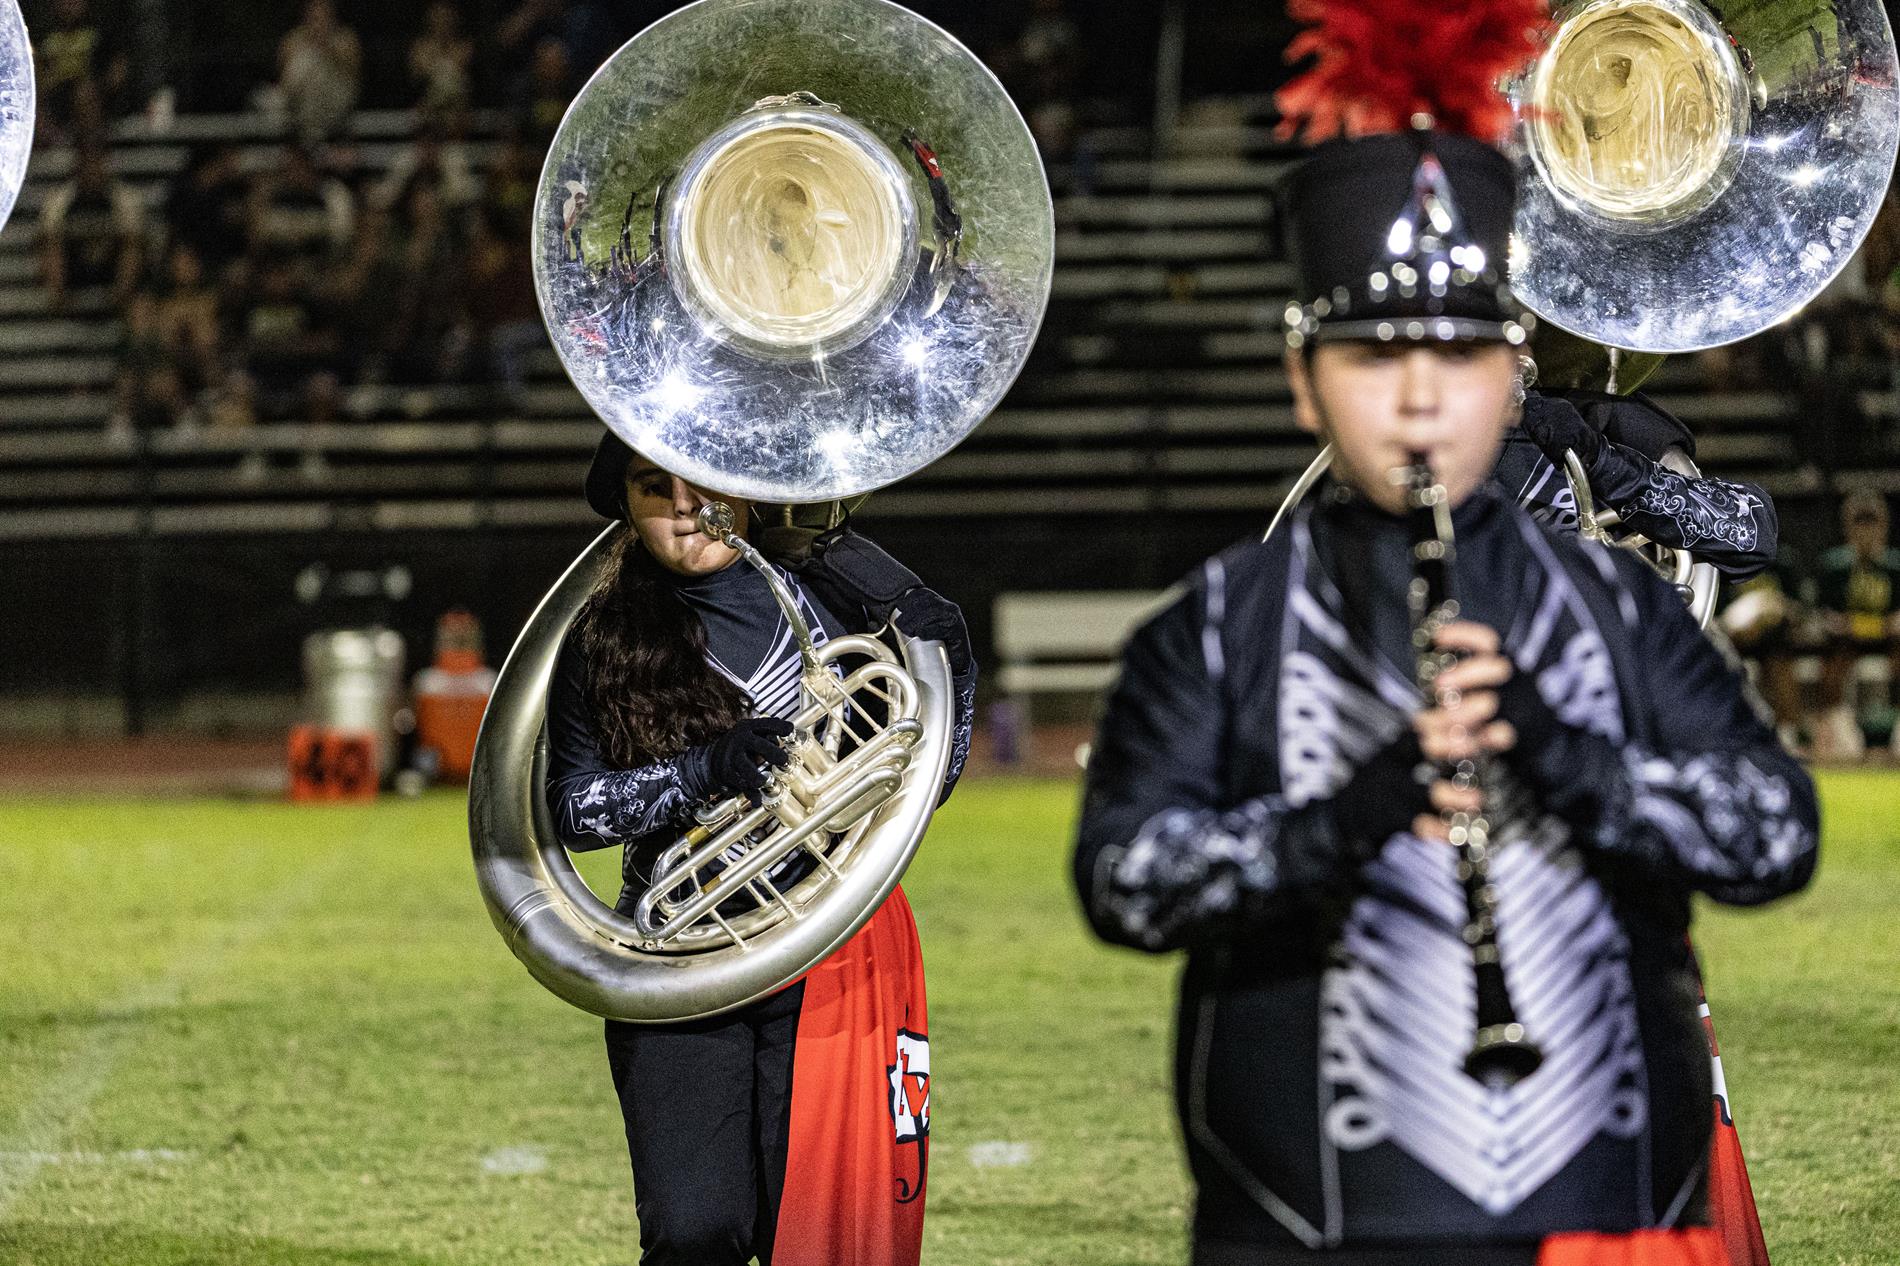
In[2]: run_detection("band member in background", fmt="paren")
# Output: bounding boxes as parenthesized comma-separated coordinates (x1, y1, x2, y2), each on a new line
(1073, 2, 1818, 1260)
(1812, 488, 1900, 758)
(545, 433, 974, 1266)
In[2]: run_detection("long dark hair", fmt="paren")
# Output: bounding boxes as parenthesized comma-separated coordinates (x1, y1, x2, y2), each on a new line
(574, 530, 750, 768)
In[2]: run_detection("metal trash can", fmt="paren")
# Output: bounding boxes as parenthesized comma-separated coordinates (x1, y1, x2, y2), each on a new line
(302, 627, 407, 780)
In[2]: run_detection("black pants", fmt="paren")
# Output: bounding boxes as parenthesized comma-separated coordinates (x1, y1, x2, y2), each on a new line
(604, 981, 805, 1266)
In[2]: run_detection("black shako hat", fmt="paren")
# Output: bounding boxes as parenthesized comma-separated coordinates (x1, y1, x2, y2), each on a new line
(1281, 130, 1531, 347)
(585, 431, 637, 520)
(1271, 0, 1547, 348)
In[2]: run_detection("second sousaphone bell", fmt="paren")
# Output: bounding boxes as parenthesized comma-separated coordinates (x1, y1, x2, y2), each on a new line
(1511, 0, 1900, 353)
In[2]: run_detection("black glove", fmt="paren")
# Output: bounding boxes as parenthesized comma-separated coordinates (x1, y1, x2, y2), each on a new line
(1493, 669, 1620, 827)
(1520, 392, 1605, 470)
(891, 588, 973, 674)
(689, 717, 794, 798)
(1330, 729, 1432, 859)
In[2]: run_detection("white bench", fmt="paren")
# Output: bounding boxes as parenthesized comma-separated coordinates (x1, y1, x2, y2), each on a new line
(1789, 654, 1892, 688)
(992, 588, 1174, 741)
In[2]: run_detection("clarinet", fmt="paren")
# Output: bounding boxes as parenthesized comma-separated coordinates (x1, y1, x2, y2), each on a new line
(1402, 455, 1545, 1089)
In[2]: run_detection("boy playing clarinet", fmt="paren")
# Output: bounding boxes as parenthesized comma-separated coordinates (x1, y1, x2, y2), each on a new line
(1071, 4, 1817, 1262)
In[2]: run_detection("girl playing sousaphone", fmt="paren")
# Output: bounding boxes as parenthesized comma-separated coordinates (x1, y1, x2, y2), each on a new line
(546, 434, 974, 1265)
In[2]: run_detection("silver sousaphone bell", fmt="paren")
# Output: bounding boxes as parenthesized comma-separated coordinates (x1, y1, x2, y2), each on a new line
(1269, 0, 1900, 629)
(470, 0, 1052, 1023)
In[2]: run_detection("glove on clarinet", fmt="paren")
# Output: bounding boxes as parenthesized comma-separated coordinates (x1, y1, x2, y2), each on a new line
(1332, 730, 1433, 857)
(1493, 666, 1621, 829)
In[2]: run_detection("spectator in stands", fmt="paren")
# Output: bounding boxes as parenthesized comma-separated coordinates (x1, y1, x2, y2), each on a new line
(996, 0, 1081, 112)
(207, 368, 260, 433)
(1768, 197, 1900, 470)
(408, 1, 474, 123)
(302, 368, 346, 429)
(130, 361, 192, 433)
(289, 371, 348, 481)
(1882, 267, 1900, 367)
(1016, 0, 1081, 93)
(373, 109, 481, 214)
(990, 0, 1086, 172)
(38, 143, 144, 314)
(322, 199, 392, 380)
(148, 242, 224, 395)
(480, 129, 540, 230)
(112, 290, 167, 436)
(166, 144, 251, 276)
(1719, 549, 1814, 752)
(509, 36, 579, 148)
(275, 0, 362, 144)
(1813, 489, 1900, 758)
(34, 0, 131, 142)
(459, 203, 543, 389)
(238, 253, 342, 417)
(117, 242, 224, 440)
(247, 143, 357, 266)
(114, 287, 213, 437)
(496, 0, 619, 77)
(378, 177, 467, 383)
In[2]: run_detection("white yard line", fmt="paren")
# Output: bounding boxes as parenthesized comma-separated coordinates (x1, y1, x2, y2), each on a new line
(479, 1146, 549, 1176)
(967, 1140, 1035, 1168)
(0, 1148, 190, 1166)
(0, 854, 345, 1218)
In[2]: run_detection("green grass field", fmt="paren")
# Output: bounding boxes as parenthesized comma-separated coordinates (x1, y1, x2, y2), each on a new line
(0, 772, 1895, 1265)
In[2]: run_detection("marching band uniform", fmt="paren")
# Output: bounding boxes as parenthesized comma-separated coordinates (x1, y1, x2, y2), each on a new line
(1072, 5, 1818, 1259)
(548, 434, 975, 1266)
(1074, 476, 1815, 1263)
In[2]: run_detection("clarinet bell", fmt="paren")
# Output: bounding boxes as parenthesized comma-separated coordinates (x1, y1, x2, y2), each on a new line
(1465, 1022, 1544, 1089)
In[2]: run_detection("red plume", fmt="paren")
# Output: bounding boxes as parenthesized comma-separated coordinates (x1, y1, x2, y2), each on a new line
(1276, 0, 1550, 144)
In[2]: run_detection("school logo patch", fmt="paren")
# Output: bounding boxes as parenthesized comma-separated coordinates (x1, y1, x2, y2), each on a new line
(888, 1029, 930, 1142)
(888, 1028, 930, 1203)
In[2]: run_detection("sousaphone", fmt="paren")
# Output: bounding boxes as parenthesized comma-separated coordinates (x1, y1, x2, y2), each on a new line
(1269, 0, 1900, 627)
(470, 0, 1052, 1022)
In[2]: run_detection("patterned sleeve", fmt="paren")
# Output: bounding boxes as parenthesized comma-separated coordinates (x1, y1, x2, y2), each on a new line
(1073, 566, 1360, 952)
(939, 663, 976, 803)
(1544, 555, 1818, 905)
(543, 626, 709, 852)
(1598, 746, 1817, 906)
(1595, 450, 1779, 580)
(1536, 390, 1779, 578)
(546, 763, 699, 851)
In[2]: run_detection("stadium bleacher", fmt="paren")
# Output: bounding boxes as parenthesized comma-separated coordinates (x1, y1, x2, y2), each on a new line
(0, 84, 1881, 733)
(0, 102, 1824, 541)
